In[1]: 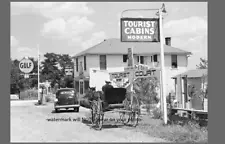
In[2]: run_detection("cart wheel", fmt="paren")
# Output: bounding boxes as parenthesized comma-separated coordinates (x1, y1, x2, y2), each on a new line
(95, 100, 103, 130)
(96, 113, 104, 130)
(130, 111, 139, 127)
(91, 109, 95, 125)
(119, 112, 130, 125)
(121, 98, 131, 125)
(129, 95, 140, 127)
(91, 101, 97, 126)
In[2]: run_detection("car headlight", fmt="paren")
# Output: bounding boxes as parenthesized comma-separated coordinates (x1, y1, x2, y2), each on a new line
(54, 98, 58, 102)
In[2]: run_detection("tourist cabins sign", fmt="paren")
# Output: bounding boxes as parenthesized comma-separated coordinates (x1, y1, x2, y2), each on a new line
(121, 18, 160, 42)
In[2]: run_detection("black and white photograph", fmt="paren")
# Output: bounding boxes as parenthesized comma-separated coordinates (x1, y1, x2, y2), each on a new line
(10, 2, 208, 143)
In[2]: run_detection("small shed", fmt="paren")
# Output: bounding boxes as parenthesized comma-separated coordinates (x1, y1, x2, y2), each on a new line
(172, 69, 208, 111)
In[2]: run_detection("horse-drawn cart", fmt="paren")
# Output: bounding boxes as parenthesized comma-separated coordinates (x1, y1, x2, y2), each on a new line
(89, 87, 140, 130)
(87, 48, 160, 130)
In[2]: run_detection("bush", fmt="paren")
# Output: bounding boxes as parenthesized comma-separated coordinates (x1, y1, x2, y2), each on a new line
(152, 107, 162, 119)
(19, 89, 38, 100)
(45, 94, 55, 103)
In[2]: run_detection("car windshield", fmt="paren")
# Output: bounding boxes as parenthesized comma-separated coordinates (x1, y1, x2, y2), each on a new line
(59, 90, 74, 96)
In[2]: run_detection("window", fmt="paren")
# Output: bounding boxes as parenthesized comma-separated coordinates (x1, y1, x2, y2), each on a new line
(137, 56, 144, 64)
(79, 80, 84, 95)
(84, 81, 89, 93)
(171, 55, 178, 68)
(123, 55, 128, 63)
(76, 58, 78, 72)
(140, 56, 144, 64)
(100, 55, 107, 70)
(84, 56, 86, 71)
(75, 81, 79, 92)
(153, 55, 157, 62)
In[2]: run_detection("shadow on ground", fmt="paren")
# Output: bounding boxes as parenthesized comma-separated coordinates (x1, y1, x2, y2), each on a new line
(51, 109, 79, 114)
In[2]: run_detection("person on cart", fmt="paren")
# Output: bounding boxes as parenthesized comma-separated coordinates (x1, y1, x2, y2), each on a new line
(102, 80, 114, 94)
(101, 79, 113, 109)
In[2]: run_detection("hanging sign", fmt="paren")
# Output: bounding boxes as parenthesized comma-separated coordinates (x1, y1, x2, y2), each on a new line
(109, 71, 130, 79)
(65, 66, 73, 76)
(121, 18, 160, 42)
(134, 69, 160, 78)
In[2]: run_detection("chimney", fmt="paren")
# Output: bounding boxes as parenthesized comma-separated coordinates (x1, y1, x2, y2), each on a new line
(165, 37, 171, 46)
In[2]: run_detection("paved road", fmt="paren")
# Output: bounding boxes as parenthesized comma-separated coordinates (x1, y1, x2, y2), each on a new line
(11, 100, 166, 142)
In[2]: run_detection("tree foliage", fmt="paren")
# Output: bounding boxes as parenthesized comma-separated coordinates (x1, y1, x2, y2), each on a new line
(10, 53, 74, 94)
(41, 53, 74, 88)
(133, 77, 160, 104)
(196, 58, 208, 69)
(10, 57, 39, 93)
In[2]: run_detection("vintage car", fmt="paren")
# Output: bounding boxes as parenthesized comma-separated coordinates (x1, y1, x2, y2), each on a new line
(54, 88, 80, 112)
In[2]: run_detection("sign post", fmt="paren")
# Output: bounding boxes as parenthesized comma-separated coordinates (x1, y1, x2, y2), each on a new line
(37, 45, 40, 103)
(159, 6, 168, 125)
(121, 4, 168, 124)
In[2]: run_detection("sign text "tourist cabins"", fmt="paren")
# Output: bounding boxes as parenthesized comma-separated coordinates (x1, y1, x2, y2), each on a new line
(121, 18, 160, 42)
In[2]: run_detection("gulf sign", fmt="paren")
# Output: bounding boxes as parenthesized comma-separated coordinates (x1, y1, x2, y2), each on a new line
(121, 18, 160, 42)
(19, 58, 34, 74)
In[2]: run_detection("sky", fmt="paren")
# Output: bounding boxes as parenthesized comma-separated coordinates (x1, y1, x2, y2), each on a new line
(10, 2, 207, 70)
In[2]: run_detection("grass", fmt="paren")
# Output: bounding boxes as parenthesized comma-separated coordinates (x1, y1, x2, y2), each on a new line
(132, 115, 208, 143)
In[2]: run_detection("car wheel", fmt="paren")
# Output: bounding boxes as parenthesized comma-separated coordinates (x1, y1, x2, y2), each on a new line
(55, 108, 59, 113)
(74, 107, 79, 112)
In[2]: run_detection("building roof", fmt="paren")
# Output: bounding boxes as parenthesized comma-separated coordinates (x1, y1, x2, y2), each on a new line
(73, 38, 192, 58)
(172, 69, 208, 78)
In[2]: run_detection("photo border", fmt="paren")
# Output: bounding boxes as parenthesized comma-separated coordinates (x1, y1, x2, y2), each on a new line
(6, 0, 213, 144)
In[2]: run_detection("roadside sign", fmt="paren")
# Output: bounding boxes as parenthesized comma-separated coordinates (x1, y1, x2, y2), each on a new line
(124, 64, 156, 71)
(121, 18, 160, 42)
(65, 66, 73, 76)
(109, 71, 130, 79)
(134, 69, 160, 79)
(24, 74, 29, 78)
(19, 57, 34, 74)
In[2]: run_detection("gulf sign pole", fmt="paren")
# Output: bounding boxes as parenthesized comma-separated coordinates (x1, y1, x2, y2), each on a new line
(37, 44, 40, 103)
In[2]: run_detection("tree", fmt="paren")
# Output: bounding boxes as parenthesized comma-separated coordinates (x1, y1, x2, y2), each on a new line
(10, 59, 21, 93)
(41, 53, 74, 88)
(41, 53, 62, 87)
(196, 58, 208, 69)
(10, 57, 39, 92)
(58, 54, 74, 73)
(57, 54, 74, 88)
(11, 59, 20, 86)
(132, 77, 160, 113)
